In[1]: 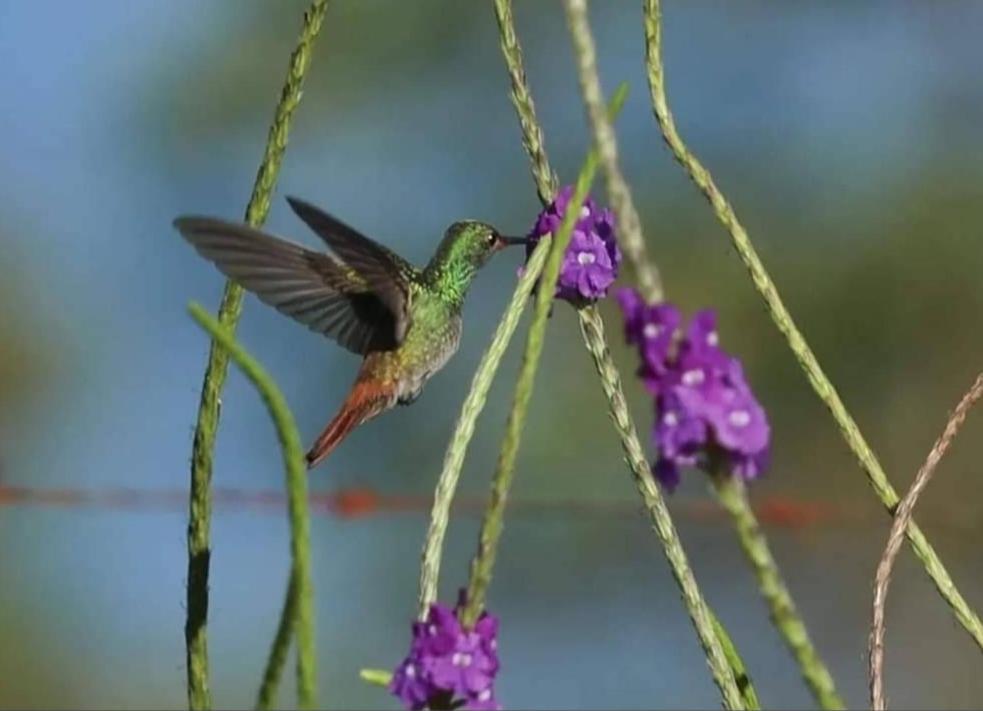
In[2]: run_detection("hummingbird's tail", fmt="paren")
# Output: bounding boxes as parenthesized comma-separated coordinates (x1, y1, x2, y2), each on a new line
(306, 379, 392, 470)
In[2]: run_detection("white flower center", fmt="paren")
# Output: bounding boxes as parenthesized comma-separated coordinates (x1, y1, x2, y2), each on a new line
(450, 652, 475, 667)
(706, 331, 719, 346)
(478, 689, 492, 702)
(577, 251, 596, 265)
(428, 624, 437, 636)
(681, 369, 705, 387)
(728, 409, 751, 428)
(579, 205, 591, 218)
(643, 323, 661, 340)
(405, 663, 416, 678)
(663, 411, 678, 427)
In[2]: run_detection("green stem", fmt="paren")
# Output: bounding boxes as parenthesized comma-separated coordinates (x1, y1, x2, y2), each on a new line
(565, 1, 760, 701)
(642, 0, 983, 653)
(491, 0, 558, 202)
(417, 236, 551, 617)
(359, 668, 394, 688)
(459, 104, 622, 626)
(713, 475, 843, 709)
(184, 3, 328, 708)
(577, 306, 746, 710)
(256, 571, 298, 710)
(189, 304, 318, 710)
(491, 1, 751, 705)
(562, 0, 663, 303)
(710, 610, 761, 711)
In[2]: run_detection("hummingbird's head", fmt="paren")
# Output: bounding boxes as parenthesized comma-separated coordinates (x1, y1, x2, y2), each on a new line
(438, 221, 527, 270)
(424, 221, 528, 303)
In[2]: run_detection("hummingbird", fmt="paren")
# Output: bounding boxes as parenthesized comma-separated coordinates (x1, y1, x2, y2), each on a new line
(174, 196, 527, 469)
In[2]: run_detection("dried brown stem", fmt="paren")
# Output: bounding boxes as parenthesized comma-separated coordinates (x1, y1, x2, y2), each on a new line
(868, 372, 983, 710)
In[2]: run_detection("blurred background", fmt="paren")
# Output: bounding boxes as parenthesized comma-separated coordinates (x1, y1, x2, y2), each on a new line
(2, 1, 983, 708)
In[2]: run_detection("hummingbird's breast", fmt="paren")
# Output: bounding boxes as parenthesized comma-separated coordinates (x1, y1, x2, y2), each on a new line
(366, 287, 462, 403)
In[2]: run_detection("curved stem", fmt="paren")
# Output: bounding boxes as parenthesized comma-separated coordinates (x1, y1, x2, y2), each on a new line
(563, 0, 663, 303)
(869, 373, 983, 710)
(565, 3, 763, 703)
(714, 475, 843, 710)
(417, 236, 550, 616)
(709, 610, 761, 711)
(189, 304, 318, 710)
(491, 0, 558, 202)
(256, 572, 298, 710)
(490, 1, 750, 705)
(459, 106, 623, 625)
(578, 306, 745, 710)
(184, 3, 328, 708)
(642, 0, 983, 654)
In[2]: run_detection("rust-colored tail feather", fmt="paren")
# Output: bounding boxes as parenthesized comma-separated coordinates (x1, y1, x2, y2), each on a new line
(306, 380, 391, 469)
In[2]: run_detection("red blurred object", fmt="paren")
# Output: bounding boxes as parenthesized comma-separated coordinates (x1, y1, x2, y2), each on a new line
(0, 484, 914, 531)
(755, 497, 835, 529)
(328, 487, 382, 518)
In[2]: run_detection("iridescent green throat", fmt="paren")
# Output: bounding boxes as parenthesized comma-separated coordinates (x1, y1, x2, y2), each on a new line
(422, 221, 496, 307)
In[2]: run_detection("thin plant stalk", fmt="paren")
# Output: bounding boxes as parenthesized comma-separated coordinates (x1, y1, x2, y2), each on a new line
(578, 306, 746, 710)
(490, 0, 751, 706)
(459, 90, 625, 626)
(184, 3, 328, 708)
(256, 571, 298, 710)
(713, 475, 843, 710)
(565, 1, 822, 705)
(359, 669, 393, 687)
(417, 236, 551, 616)
(710, 611, 761, 711)
(869, 373, 983, 710)
(491, 0, 557, 202)
(189, 304, 318, 710)
(642, 0, 983, 654)
(562, 0, 663, 303)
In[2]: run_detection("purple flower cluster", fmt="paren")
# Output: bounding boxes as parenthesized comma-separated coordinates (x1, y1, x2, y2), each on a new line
(617, 288, 770, 490)
(525, 185, 621, 302)
(390, 600, 500, 710)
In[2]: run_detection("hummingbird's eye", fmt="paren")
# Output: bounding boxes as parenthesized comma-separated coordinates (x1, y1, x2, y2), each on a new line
(486, 232, 498, 247)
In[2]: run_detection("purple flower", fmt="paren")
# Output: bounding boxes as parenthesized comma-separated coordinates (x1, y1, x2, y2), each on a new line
(678, 309, 730, 370)
(525, 185, 621, 302)
(653, 390, 708, 466)
(652, 457, 682, 491)
(561, 229, 615, 299)
(730, 448, 770, 480)
(616, 288, 771, 489)
(617, 288, 681, 387)
(390, 599, 501, 710)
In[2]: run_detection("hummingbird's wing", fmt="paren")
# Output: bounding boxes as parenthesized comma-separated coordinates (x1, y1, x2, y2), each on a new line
(174, 217, 407, 354)
(285, 197, 414, 337)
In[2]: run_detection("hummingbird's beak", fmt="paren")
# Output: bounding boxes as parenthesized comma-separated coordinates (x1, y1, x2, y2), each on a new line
(499, 235, 529, 247)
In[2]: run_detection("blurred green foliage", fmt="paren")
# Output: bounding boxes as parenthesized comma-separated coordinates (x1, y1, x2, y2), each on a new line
(3, 1, 983, 708)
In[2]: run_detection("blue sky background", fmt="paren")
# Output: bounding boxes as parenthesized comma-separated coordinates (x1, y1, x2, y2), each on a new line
(2, 2, 983, 708)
